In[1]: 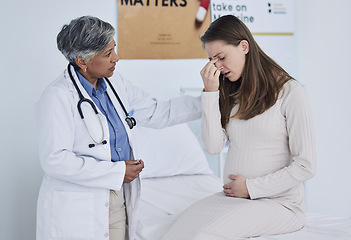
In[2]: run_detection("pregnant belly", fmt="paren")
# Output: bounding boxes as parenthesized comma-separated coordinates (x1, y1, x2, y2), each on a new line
(222, 149, 291, 184)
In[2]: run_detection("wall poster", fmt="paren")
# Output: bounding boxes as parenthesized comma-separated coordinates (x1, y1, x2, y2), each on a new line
(117, 0, 211, 59)
(117, 0, 294, 59)
(210, 0, 294, 58)
(210, 0, 294, 35)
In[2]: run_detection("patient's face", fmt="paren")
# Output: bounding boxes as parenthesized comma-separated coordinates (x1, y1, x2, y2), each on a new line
(205, 40, 248, 82)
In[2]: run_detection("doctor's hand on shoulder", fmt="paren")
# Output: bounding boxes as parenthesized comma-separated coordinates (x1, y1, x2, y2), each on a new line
(124, 159, 144, 183)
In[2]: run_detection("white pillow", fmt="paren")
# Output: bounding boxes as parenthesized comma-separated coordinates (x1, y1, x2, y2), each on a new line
(132, 123, 213, 178)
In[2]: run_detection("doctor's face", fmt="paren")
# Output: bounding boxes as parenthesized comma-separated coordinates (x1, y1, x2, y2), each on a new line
(205, 40, 248, 82)
(85, 40, 119, 79)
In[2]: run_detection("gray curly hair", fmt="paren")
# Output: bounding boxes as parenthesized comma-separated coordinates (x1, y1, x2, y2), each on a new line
(57, 16, 115, 69)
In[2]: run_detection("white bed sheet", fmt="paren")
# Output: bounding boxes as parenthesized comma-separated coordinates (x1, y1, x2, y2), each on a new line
(137, 175, 351, 240)
(137, 174, 223, 239)
(255, 213, 351, 240)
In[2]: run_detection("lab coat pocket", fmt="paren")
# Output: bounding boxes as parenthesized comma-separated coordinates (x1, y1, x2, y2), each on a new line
(51, 191, 94, 239)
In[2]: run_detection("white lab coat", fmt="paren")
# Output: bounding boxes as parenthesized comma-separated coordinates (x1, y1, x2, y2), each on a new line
(35, 65, 201, 240)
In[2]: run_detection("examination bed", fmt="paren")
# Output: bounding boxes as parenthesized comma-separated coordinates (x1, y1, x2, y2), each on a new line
(133, 123, 351, 240)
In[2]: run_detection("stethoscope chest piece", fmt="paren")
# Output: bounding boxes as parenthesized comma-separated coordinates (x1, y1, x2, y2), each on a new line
(125, 116, 136, 130)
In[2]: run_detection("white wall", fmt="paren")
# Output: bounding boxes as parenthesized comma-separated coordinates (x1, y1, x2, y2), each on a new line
(295, 0, 351, 219)
(0, 0, 350, 239)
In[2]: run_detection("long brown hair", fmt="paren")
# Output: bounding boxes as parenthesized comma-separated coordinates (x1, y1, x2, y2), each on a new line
(201, 15, 294, 127)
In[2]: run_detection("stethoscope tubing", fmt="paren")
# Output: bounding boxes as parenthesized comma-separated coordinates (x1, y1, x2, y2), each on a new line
(67, 63, 136, 148)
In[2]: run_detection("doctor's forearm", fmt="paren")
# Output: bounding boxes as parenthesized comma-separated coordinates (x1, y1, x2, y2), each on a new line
(41, 151, 126, 190)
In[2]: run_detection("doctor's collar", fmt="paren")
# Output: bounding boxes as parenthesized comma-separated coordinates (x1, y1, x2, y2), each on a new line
(75, 70, 107, 96)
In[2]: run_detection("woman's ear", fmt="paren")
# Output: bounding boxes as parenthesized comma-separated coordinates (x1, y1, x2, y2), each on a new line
(240, 40, 249, 54)
(75, 57, 87, 71)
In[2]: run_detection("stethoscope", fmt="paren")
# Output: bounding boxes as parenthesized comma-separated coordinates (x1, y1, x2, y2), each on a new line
(67, 64, 136, 148)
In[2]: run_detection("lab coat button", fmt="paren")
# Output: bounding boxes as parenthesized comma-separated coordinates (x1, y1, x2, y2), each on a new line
(104, 145, 108, 149)
(105, 233, 109, 238)
(105, 202, 109, 207)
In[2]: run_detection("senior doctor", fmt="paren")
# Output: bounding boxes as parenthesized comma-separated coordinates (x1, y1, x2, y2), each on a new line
(35, 16, 201, 240)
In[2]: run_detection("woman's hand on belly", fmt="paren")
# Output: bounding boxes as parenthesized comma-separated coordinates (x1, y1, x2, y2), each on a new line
(223, 174, 250, 199)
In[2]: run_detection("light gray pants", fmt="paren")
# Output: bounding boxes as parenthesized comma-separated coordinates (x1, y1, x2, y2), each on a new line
(109, 188, 126, 240)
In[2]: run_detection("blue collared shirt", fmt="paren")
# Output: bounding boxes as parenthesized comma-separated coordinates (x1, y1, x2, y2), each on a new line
(76, 71, 130, 162)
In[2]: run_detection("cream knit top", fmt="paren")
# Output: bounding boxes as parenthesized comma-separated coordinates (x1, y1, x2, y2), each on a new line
(201, 80, 316, 205)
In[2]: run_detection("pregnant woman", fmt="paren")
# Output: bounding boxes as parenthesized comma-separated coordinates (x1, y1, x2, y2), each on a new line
(162, 15, 316, 240)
